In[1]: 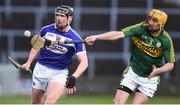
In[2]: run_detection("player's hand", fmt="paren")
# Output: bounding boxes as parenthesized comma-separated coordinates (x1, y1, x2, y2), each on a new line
(22, 62, 31, 71)
(148, 65, 160, 79)
(84, 35, 97, 45)
(66, 75, 77, 94)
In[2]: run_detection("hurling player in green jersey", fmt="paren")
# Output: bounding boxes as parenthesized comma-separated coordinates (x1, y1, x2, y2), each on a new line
(85, 9, 176, 104)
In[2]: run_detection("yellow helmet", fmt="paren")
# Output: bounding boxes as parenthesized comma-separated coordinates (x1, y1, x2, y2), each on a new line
(149, 9, 168, 25)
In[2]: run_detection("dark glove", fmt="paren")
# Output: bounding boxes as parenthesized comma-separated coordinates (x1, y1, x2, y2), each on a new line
(66, 75, 76, 88)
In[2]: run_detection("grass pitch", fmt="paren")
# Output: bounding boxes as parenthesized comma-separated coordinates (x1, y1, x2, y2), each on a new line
(0, 95, 179, 104)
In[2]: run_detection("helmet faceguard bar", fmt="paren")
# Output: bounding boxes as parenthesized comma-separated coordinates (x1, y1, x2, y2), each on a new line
(55, 5, 73, 16)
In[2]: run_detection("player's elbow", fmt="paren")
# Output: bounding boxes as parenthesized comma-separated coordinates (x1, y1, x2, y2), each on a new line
(169, 62, 175, 71)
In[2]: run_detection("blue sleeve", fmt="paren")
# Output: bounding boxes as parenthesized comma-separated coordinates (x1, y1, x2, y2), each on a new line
(40, 27, 46, 37)
(122, 22, 145, 37)
(75, 43, 86, 53)
(72, 35, 86, 53)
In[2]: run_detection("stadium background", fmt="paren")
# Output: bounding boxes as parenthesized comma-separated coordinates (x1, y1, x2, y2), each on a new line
(0, 0, 180, 104)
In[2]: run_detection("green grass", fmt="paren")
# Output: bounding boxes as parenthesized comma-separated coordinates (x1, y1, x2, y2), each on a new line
(0, 95, 180, 104)
(0, 95, 31, 104)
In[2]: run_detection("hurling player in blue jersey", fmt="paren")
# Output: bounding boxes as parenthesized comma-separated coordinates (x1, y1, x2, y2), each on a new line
(22, 5, 88, 104)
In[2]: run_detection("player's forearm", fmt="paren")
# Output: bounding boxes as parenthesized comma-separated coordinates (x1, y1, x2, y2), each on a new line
(158, 62, 174, 74)
(26, 48, 40, 65)
(96, 31, 125, 40)
(72, 58, 88, 79)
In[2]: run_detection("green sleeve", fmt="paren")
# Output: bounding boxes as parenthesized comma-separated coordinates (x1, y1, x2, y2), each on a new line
(163, 33, 176, 63)
(121, 22, 145, 37)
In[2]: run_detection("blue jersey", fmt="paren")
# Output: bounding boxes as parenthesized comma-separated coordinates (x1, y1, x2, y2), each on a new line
(37, 23, 86, 70)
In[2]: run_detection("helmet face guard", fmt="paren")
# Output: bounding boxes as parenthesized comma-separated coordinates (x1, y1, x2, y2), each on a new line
(148, 9, 168, 25)
(55, 5, 73, 16)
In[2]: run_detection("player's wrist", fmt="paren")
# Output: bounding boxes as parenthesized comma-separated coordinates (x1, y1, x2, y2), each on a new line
(94, 35, 99, 40)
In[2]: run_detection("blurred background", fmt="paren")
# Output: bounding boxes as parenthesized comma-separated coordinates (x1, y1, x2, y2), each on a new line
(0, 0, 180, 101)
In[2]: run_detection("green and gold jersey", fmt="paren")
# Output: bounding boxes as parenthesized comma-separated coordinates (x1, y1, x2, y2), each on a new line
(122, 22, 176, 77)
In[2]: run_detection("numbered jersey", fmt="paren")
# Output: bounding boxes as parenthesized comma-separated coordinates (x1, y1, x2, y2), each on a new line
(37, 23, 86, 70)
(122, 22, 176, 76)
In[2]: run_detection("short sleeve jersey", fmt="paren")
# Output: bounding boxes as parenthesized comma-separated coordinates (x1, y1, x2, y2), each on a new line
(122, 22, 176, 76)
(37, 23, 86, 70)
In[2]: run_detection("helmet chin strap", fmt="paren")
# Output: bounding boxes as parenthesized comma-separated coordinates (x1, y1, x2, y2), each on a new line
(67, 20, 70, 26)
(67, 16, 72, 26)
(159, 24, 164, 31)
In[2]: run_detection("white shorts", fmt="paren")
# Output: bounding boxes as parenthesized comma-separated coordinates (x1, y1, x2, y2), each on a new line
(32, 62, 69, 91)
(120, 67, 160, 97)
